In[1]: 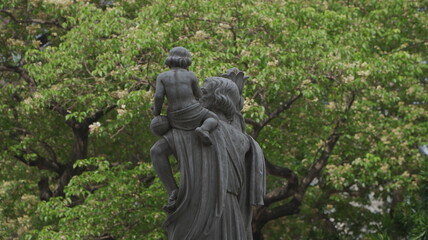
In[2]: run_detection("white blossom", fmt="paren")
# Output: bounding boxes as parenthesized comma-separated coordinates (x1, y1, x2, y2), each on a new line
(89, 122, 101, 133)
(357, 70, 370, 77)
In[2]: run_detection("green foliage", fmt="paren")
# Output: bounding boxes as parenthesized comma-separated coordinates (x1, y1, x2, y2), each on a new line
(31, 158, 166, 240)
(0, 165, 39, 239)
(0, 0, 427, 239)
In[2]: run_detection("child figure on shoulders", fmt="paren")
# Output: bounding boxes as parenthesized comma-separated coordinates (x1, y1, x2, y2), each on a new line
(152, 47, 218, 145)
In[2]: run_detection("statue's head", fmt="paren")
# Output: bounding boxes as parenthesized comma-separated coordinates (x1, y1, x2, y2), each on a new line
(201, 77, 244, 131)
(165, 47, 192, 69)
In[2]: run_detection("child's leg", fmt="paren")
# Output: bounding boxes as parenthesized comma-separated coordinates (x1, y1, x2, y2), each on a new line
(150, 138, 178, 195)
(195, 111, 218, 145)
(199, 111, 218, 132)
(150, 138, 179, 213)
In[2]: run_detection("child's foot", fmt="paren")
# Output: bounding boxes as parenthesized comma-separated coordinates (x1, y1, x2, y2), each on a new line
(195, 127, 213, 145)
(163, 189, 178, 214)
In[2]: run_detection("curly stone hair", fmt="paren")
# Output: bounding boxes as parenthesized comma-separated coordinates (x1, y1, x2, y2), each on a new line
(164, 47, 192, 69)
(202, 77, 245, 132)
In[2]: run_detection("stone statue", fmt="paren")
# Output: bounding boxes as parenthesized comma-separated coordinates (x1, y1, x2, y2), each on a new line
(150, 47, 266, 240)
(152, 47, 218, 145)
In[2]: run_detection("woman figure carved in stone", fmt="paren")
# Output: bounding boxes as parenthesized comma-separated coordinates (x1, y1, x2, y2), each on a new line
(150, 51, 265, 240)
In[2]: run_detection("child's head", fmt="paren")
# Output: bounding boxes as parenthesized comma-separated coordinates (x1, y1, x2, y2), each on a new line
(165, 47, 192, 69)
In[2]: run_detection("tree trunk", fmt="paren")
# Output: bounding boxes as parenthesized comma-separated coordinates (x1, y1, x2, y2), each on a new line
(252, 230, 264, 240)
(54, 124, 89, 197)
(38, 177, 53, 201)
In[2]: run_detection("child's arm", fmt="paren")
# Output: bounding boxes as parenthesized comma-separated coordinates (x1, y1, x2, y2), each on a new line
(153, 75, 165, 116)
(190, 73, 202, 100)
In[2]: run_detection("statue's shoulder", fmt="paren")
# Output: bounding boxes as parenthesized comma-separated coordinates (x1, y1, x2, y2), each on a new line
(157, 70, 171, 78)
(219, 121, 249, 149)
(178, 69, 196, 79)
(157, 71, 175, 85)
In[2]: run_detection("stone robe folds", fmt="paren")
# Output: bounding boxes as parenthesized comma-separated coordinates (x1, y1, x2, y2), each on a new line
(163, 121, 265, 240)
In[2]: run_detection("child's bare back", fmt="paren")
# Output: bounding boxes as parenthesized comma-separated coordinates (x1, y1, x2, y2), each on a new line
(152, 47, 218, 146)
(155, 68, 201, 113)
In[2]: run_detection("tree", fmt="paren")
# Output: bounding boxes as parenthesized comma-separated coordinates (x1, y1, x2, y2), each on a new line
(0, 0, 427, 239)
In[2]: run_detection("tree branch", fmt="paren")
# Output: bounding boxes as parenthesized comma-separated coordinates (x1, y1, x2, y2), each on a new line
(129, 76, 149, 91)
(253, 197, 302, 235)
(38, 177, 53, 201)
(0, 9, 63, 28)
(84, 105, 117, 127)
(253, 92, 356, 236)
(261, 93, 302, 128)
(39, 140, 58, 163)
(245, 118, 261, 128)
(0, 65, 37, 92)
(14, 152, 64, 174)
(250, 93, 302, 139)
(298, 92, 355, 197)
(299, 129, 341, 195)
(263, 159, 299, 205)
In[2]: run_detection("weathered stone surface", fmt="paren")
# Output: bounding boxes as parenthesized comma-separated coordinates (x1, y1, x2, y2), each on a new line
(150, 47, 266, 240)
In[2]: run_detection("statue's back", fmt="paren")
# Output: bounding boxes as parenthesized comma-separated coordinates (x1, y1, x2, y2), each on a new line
(160, 69, 199, 112)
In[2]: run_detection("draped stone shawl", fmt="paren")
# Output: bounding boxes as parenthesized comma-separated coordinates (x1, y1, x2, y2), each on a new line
(163, 121, 265, 240)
